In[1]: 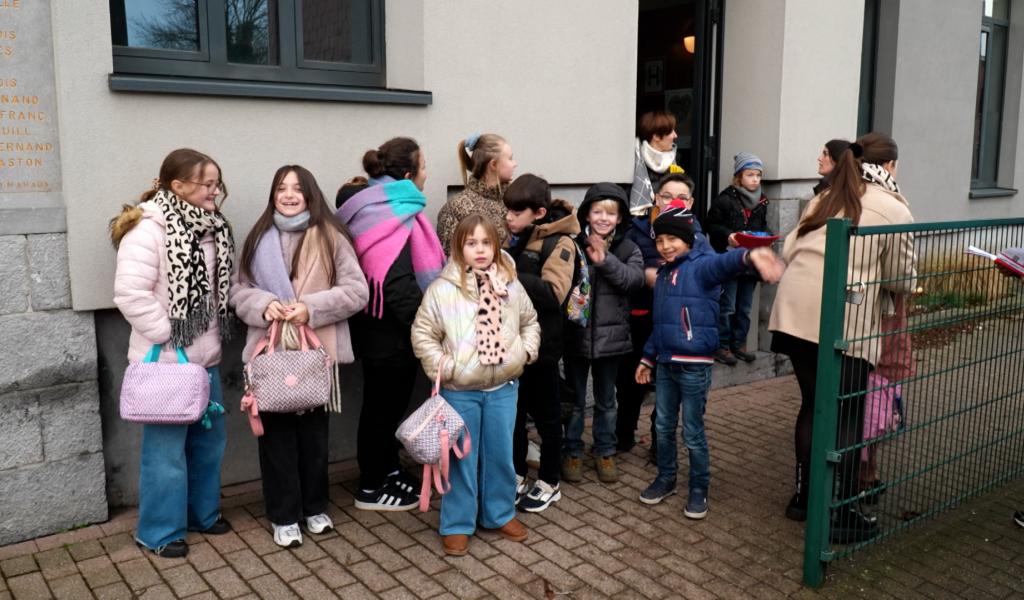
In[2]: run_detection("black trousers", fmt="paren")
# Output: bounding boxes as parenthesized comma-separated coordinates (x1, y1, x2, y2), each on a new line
(513, 360, 563, 485)
(356, 357, 419, 490)
(784, 336, 870, 500)
(616, 312, 656, 449)
(258, 407, 329, 525)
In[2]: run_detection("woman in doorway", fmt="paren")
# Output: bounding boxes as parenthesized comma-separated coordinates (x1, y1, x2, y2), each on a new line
(629, 111, 683, 216)
(812, 139, 851, 196)
(436, 133, 517, 253)
(336, 137, 446, 512)
(769, 132, 916, 544)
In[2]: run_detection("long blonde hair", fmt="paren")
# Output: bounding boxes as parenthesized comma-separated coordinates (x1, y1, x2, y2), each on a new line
(456, 133, 507, 186)
(449, 214, 517, 295)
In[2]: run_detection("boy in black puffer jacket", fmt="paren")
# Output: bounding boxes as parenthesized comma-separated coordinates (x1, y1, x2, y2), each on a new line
(635, 202, 783, 519)
(705, 152, 773, 366)
(562, 183, 645, 484)
(504, 174, 580, 513)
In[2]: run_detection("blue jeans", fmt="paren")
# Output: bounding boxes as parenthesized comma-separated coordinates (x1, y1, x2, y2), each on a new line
(563, 355, 620, 458)
(439, 381, 518, 536)
(654, 363, 711, 491)
(136, 367, 226, 550)
(718, 278, 757, 350)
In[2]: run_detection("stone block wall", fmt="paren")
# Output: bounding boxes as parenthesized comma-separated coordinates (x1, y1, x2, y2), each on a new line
(0, 232, 107, 546)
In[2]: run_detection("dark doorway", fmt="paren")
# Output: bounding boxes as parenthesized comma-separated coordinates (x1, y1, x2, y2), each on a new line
(636, 0, 723, 218)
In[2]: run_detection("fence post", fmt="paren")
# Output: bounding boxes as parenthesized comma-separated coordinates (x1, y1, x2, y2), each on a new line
(803, 218, 852, 587)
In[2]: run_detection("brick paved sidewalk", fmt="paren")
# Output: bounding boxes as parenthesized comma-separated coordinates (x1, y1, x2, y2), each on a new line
(1, 375, 1021, 599)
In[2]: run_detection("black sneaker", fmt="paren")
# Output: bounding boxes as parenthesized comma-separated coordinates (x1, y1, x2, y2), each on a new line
(354, 480, 418, 512)
(520, 480, 562, 513)
(192, 517, 232, 535)
(684, 488, 708, 519)
(713, 348, 738, 366)
(731, 347, 757, 363)
(785, 494, 807, 522)
(138, 539, 188, 558)
(1014, 510, 1024, 528)
(830, 506, 879, 544)
(639, 478, 677, 505)
(388, 470, 421, 495)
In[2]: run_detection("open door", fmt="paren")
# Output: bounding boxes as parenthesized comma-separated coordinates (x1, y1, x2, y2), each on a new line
(636, 0, 724, 219)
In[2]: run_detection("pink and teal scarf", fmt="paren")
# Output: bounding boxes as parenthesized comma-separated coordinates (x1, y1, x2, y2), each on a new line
(336, 178, 445, 318)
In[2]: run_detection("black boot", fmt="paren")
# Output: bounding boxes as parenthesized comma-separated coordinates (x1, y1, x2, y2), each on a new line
(830, 505, 879, 544)
(785, 462, 808, 521)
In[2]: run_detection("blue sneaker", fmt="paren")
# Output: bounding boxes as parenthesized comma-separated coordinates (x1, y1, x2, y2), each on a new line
(684, 488, 708, 519)
(639, 478, 677, 505)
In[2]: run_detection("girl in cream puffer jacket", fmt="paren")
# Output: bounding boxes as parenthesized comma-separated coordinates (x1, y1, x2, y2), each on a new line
(410, 214, 539, 555)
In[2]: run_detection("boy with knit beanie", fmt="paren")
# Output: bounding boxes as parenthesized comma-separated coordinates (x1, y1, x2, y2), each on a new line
(635, 201, 782, 518)
(705, 152, 773, 366)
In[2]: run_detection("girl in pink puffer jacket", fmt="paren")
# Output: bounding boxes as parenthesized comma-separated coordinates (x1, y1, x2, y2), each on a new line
(111, 148, 236, 559)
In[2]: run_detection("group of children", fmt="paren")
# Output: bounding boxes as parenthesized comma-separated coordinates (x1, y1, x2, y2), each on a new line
(112, 130, 782, 559)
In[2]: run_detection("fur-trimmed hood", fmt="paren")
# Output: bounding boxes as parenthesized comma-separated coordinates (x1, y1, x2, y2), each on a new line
(109, 201, 163, 248)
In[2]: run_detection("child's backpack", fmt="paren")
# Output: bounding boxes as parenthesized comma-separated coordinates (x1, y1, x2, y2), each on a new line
(538, 234, 591, 327)
(395, 356, 471, 512)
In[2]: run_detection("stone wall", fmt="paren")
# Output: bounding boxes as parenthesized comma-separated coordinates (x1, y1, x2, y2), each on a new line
(0, 233, 107, 546)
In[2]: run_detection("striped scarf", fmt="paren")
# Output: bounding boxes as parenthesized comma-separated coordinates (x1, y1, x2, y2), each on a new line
(336, 179, 445, 317)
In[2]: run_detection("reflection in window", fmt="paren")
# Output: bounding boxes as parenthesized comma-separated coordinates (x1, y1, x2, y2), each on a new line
(302, 0, 355, 63)
(972, 3, 1009, 187)
(110, 0, 201, 51)
(227, 0, 279, 65)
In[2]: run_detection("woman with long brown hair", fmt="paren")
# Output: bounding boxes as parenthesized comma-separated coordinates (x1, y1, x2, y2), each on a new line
(769, 132, 916, 544)
(230, 165, 368, 548)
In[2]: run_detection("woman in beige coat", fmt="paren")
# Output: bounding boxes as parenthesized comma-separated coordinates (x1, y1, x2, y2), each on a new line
(411, 214, 540, 557)
(769, 132, 915, 544)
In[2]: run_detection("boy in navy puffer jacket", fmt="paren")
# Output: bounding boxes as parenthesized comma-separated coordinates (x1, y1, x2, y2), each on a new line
(634, 202, 783, 519)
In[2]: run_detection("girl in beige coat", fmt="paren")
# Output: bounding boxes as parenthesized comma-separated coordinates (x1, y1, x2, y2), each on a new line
(230, 165, 368, 549)
(769, 132, 915, 544)
(411, 214, 540, 557)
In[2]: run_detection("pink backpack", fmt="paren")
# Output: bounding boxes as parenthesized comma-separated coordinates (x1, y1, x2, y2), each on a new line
(395, 357, 471, 512)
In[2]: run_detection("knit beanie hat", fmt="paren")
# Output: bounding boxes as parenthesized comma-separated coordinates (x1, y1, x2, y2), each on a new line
(652, 200, 696, 246)
(825, 139, 851, 162)
(733, 152, 764, 175)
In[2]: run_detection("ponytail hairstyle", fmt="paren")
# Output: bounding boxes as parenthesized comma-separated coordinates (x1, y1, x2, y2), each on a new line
(456, 133, 507, 186)
(362, 137, 422, 182)
(240, 165, 352, 286)
(796, 132, 898, 237)
(140, 148, 228, 206)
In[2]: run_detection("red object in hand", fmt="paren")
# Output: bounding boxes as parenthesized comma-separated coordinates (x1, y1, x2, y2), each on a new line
(734, 232, 780, 248)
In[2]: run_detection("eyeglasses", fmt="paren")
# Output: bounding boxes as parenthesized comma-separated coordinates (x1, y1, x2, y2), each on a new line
(188, 180, 225, 194)
(657, 192, 691, 202)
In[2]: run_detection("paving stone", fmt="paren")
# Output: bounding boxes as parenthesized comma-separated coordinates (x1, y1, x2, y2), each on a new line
(335, 521, 378, 548)
(262, 551, 311, 582)
(161, 564, 209, 597)
(431, 569, 488, 599)
(526, 559, 583, 595)
(362, 542, 411, 572)
(185, 542, 227, 573)
(476, 575, 538, 600)
(98, 534, 143, 564)
(115, 557, 162, 591)
(6, 572, 51, 600)
(92, 581, 133, 600)
(569, 562, 626, 596)
(222, 548, 271, 580)
(290, 575, 338, 600)
(318, 536, 366, 566)
(332, 582, 381, 600)
(287, 539, 327, 563)
(388, 566, 445, 598)
(135, 585, 175, 600)
(347, 559, 399, 593)
(378, 587, 419, 600)
(201, 566, 251, 598)
(76, 555, 123, 589)
(1, 554, 39, 578)
(47, 573, 92, 600)
(204, 531, 249, 554)
(306, 557, 355, 590)
(247, 573, 298, 600)
(238, 528, 279, 557)
(66, 540, 105, 562)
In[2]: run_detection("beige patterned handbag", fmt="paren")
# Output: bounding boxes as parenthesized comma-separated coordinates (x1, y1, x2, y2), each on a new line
(244, 322, 333, 414)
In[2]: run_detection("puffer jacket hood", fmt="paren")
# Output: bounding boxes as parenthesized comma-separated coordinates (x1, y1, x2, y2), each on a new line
(411, 257, 541, 390)
(110, 201, 161, 248)
(577, 182, 631, 241)
(527, 198, 580, 242)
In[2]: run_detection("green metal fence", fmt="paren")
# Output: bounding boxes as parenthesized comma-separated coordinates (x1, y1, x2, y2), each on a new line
(803, 217, 1024, 586)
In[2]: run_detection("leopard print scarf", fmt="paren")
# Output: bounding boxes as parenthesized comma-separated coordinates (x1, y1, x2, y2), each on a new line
(153, 190, 235, 347)
(861, 162, 900, 194)
(473, 264, 509, 365)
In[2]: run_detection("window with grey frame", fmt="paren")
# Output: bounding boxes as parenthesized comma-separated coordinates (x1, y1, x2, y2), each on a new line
(971, 0, 1010, 190)
(108, 0, 384, 91)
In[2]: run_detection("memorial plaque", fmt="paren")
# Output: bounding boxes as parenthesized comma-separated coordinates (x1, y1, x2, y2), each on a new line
(1, 0, 62, 194)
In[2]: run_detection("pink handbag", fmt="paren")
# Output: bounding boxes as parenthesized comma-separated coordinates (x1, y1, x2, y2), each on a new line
(242, 322, 333, 432)
(120, 344, 210, 425)
(395, 356, 471, 511)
